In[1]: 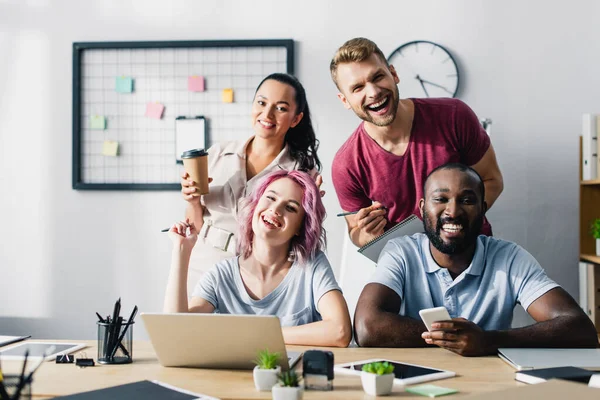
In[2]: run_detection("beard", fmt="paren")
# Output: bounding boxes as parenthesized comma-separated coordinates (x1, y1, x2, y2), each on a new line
(423, 209, 483, 255)
(351, 85, 400, 127)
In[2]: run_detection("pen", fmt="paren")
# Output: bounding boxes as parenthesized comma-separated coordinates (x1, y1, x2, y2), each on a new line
(109, 305, 138, 359)
(161, 221, 192, 232)
(14, 350, 29, 400)
(107, 298, 121, 360)
(0, 358, 9, 400)
(97, 311, 129, 356)
(96, 312, 105, 322)
(336, 206, 386, 217)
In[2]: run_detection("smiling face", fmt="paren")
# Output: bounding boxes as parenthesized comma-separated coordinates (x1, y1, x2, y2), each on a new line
(251, 177, 306, 248)
(335, 54, 400, 127)
(420, 168, 486, 255)
(251, 79, 304, 141)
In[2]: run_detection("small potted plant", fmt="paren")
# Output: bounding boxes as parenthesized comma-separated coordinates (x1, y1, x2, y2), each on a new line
(591, 218, 600, 256)
(272, 370, 303, 400)
(360, 361, 396, 396)
(253, 349, 281, 391)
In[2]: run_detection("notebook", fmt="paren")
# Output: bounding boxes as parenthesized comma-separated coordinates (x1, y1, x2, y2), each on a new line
(52, 380, 218, 399)
(463, 379, 600, 399)
(498, 348, 600, 371)
(358, 214, 423, 262)
(141, 313, 301, 370)
(515, 366, 595, 384)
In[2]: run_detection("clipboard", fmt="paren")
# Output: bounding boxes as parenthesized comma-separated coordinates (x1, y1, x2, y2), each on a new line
(175, 116, 206, 164)
(358, 214, 423, 262)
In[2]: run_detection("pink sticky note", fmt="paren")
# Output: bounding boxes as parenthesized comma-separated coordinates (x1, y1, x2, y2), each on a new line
(188, 76, 205, 92)
(145, 102, 165, 119)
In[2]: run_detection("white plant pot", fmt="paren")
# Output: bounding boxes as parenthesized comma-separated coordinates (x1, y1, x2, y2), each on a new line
(596, 239, 600, 256)
(253, 365, 281, 391)
(271, 385, 303, 400)
(361, 371, 395, 396)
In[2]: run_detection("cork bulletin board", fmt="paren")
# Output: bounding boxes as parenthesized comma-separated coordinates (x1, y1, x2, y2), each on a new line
(72, 39, 294, 190)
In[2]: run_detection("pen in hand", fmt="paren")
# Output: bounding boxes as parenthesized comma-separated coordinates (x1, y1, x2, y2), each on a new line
(336, 206, 386, 217)
(161, 220, 192, 232)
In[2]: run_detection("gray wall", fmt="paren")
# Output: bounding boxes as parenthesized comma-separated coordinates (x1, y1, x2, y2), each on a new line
(1, 0, 596, 339)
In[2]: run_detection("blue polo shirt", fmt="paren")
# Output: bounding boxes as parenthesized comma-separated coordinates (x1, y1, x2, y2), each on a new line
(370, 233, 559, 331)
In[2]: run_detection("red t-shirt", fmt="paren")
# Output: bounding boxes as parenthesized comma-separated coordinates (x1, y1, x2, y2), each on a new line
(332, 98, 493, 235)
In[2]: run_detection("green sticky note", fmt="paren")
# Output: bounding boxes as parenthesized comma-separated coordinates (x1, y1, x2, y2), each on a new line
(115, 76, 133, 93)
(405, 384, 458, 398)
(90, 115, 106, 130)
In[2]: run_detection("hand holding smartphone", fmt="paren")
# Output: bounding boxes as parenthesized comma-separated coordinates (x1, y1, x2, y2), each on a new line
(419, 306, 451, 331)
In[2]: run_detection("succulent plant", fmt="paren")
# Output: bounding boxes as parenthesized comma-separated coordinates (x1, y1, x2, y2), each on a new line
(361, 361, 395, 375)
(277, 370, 301, 387)
(253, 349, 281, 370)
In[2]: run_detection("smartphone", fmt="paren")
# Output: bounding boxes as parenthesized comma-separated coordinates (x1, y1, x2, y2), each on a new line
(419, 306, 451, 331)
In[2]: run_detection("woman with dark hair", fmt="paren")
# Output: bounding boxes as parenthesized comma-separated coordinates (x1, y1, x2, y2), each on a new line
(165, 171, 351, 347)
(180, 74, 323, 293)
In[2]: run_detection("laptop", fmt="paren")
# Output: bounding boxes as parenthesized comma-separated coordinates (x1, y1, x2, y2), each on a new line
(498, 348, 600, 371)
(141, 313, 302, 370)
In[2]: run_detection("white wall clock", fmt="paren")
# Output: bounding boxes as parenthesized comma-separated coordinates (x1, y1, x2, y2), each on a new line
(387, 40, 459, 98)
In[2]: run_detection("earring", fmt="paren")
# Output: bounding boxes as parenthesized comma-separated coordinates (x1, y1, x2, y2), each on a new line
(287, 250, 296, 262)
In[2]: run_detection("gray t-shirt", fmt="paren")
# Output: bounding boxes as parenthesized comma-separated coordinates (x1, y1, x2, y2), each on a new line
(192, 251, 341, 327)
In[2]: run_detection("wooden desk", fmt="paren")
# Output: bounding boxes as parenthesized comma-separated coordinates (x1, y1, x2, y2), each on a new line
(2, 341, 521, 399)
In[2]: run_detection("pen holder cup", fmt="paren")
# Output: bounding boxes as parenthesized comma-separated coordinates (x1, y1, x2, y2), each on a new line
(97, 321, 134, 364)
(3, 374, 32, 400)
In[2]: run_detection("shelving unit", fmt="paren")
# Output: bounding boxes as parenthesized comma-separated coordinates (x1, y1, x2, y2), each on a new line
(579, 137, 600, 331)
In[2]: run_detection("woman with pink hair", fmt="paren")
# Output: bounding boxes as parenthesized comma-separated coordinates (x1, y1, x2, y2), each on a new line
(164, 170, 351, 347)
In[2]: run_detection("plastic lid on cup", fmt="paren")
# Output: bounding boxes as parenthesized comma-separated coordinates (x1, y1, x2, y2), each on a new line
(181, 148, 208, 158)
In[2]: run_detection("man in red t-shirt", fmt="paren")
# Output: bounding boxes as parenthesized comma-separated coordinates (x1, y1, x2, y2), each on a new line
(329, 38, 503, 248)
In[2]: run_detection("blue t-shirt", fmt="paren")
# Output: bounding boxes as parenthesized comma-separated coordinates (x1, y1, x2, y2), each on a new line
(192, 251, 341, 327)
(370, 234, 559, 330)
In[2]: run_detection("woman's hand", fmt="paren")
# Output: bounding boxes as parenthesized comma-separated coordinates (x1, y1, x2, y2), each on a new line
(168, 219, 198, 252)
(315, 174, 326, 198)
(181, 172, 213, 203)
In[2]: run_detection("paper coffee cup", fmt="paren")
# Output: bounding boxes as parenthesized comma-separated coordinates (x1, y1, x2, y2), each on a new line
(181, 148, 209, 196)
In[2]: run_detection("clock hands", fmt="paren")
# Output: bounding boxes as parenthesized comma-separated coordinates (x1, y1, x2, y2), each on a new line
(415, 75, 454, 96)
(415, 75, 430, 97)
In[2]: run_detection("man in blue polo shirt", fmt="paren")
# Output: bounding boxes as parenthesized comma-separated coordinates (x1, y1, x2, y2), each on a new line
(354, 163, 598, 356)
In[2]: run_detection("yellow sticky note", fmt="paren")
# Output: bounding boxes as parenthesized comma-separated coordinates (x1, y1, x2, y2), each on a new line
(90, 115, 106, 130)
(102, 140, 119, 156)
(222, 88, 234, 103)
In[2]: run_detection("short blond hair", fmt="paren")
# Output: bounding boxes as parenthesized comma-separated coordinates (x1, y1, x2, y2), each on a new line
(330, 37, 388, 89)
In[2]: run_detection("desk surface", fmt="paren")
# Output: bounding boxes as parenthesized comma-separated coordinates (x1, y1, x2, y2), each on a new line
(2, 340, 521, 399)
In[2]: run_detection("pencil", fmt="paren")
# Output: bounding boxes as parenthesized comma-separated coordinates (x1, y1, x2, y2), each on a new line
(336, 207, 386, 217)
(336, 210, 359, 217)
(160, 228, 169, 232)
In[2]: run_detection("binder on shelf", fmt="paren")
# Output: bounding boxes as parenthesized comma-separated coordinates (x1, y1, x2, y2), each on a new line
(582, 113, 598, 181)
(579, 261, 600, 329)
(358, 214, 423, 262)
(579, 262, 590, 314)
(588, 263, 600, 329)
(597, 115, 600, 176)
